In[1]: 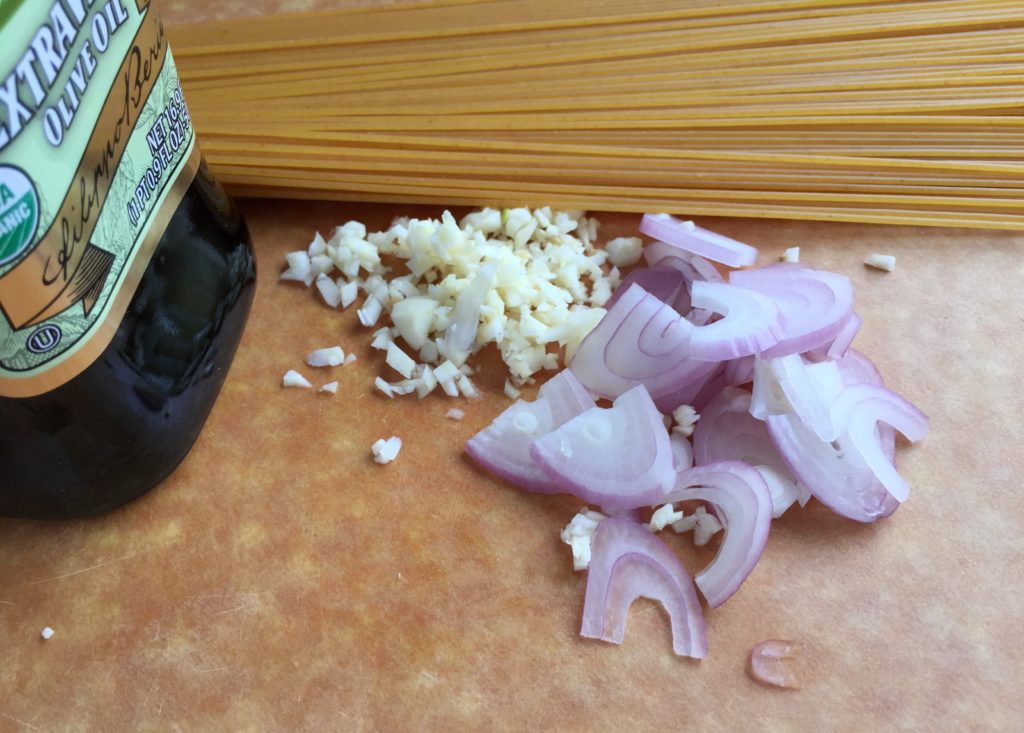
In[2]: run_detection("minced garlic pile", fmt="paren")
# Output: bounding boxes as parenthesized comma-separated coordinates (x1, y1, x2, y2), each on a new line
(281, 208, 619, 398)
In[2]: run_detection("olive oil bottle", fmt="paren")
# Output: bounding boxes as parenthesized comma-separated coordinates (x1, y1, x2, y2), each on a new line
(0, 0, 255, 517)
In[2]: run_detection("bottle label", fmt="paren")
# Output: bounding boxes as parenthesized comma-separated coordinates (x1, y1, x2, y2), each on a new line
(0, 0, 200, 397)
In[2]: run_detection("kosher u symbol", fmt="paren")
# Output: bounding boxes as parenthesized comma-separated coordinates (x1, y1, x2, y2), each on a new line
(27, 324, 62, 355)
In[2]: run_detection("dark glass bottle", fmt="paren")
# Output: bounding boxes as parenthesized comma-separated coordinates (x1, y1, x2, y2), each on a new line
(0, 161, 256, 519)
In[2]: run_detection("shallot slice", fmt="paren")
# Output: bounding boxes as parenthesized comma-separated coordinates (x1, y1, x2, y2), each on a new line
(751, 355, 835, 441)
(749, 639, 802, 689)
(823, 312, 862, 360)
(582, 517, 707, 658)
(530, 385, 675, 511)
(665, 463, 773, 607)
(689, 282, 784, 362)
(639, 214, 758, 268)
(569, 284, 701, 406)
(670, 431, 694, 472)
(642, 243, 722, 322)
(465, 370, 594, 493)
(730, 264, 853, 358)
(693, 387, 802, 518)
(643, 241, 724, 285)
(828, 384, 929, 502)
(604, 267, 686, 314)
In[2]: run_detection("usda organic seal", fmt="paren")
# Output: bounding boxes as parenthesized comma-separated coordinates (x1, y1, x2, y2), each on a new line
(0, 165, 39, 268)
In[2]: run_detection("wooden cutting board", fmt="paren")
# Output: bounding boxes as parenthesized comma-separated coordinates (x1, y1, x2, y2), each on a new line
(2, 2, 1023, 730)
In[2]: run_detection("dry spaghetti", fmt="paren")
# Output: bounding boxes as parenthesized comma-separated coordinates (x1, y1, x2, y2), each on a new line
(170, 0, 1024, 229)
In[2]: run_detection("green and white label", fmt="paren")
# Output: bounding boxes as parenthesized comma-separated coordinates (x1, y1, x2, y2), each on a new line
(0, 165, 39, 266)
(0, 0, 199, 398)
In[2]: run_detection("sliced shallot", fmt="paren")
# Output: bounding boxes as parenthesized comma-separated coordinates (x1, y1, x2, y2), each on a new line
(828, 384, 929, 502)
(835, 348, 884, 386)
(581, 517, 708, 659)
(530, 385, 675, 511)
(689, 281, 784, 362)
(730, 264, 853, 358)
(693, 387, 803, 518)
(767, 351, 906, 521)
(642, 243, 722, 322)
(688, 364, 730, 413)
(670, 431, 695, 472)
(803, 359, 845, 403)
(795, 355, 927, 504)
(665, 462, 773, 607)
(653, 360, 724, 415)
(465, 370, 594, 493)
(832, 350, 899, 499)
(604, 267, 686, 313)
(465, 215, 929, 663)
(749, 640, 802, 689)
(570, 284, 714, 410)
(767, 412, 897, 523)
(750, 355, 835, 441)
(724, 355, 755, 386)
(643, 241, 724, 284)
(651, 362, 724, 417)
(639, 214, 758, 268)
(758, 466, 805, 517)
(822, 312, 862, 360)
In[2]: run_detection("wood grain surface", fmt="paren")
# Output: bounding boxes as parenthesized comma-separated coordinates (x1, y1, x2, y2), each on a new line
(1, 1, 1022, 731)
